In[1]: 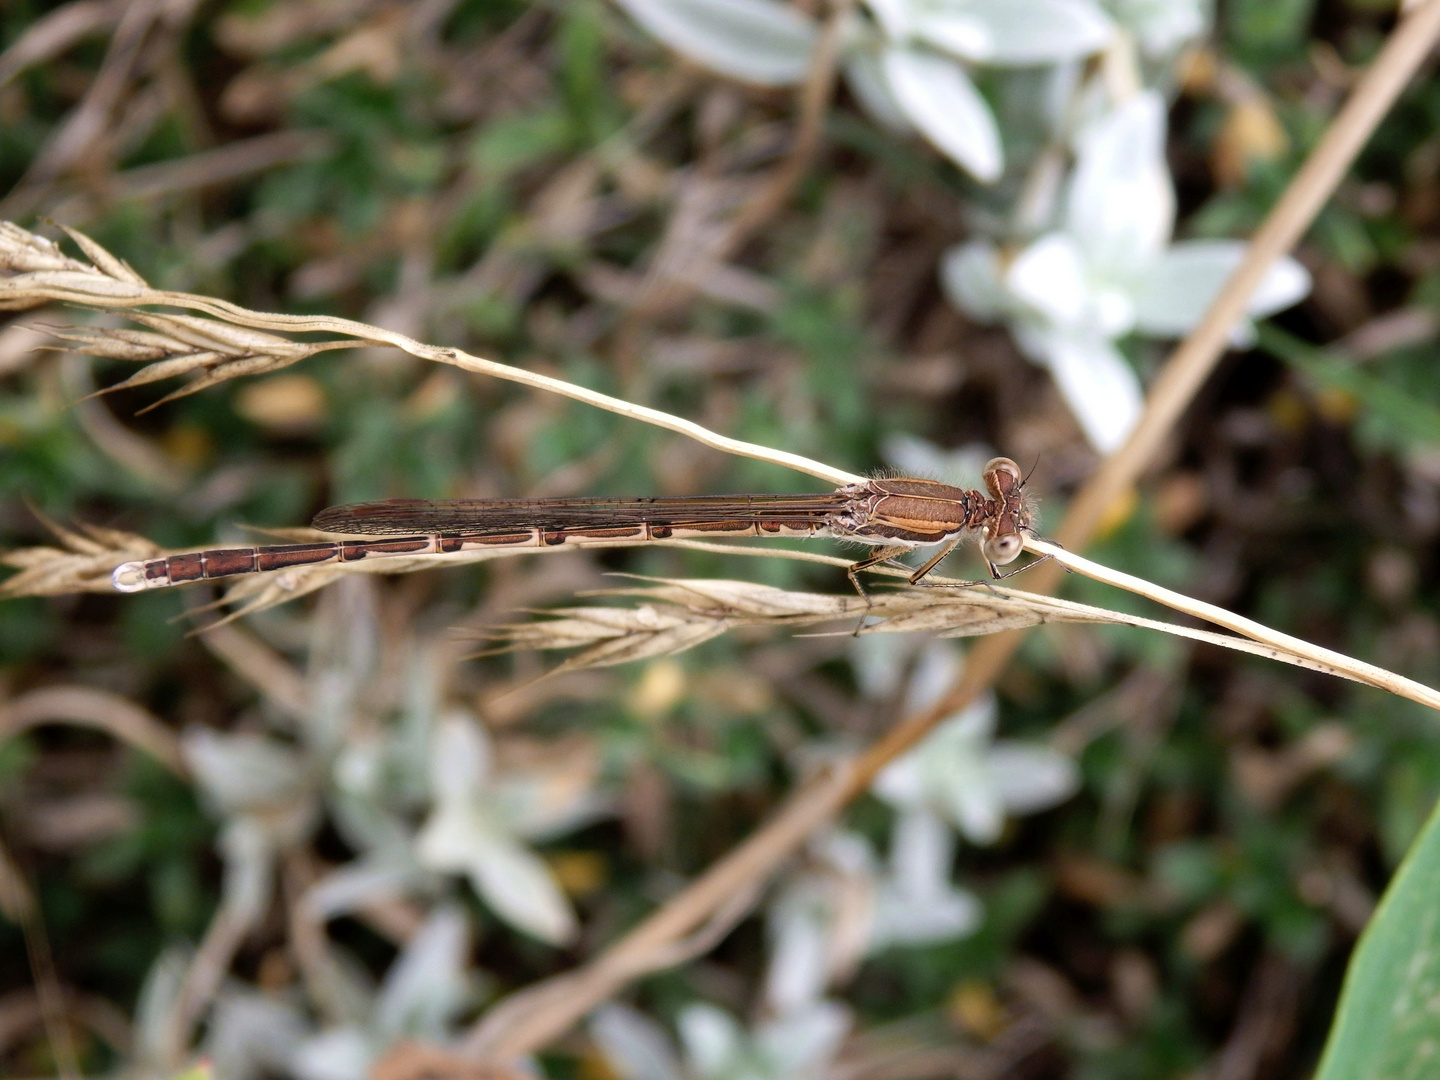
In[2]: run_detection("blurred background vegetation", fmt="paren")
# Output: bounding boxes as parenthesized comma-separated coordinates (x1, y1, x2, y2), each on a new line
(1, 0, 1439, 1077)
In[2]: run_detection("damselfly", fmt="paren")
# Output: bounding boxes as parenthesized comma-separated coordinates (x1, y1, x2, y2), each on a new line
(111, 457, 1041, 595)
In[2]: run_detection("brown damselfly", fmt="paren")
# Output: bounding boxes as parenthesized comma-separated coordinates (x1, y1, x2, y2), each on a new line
(112, 457, 1043, 596)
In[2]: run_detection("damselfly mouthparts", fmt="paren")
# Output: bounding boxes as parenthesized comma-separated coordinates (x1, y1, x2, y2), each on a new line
(111, 457, 1041, 595)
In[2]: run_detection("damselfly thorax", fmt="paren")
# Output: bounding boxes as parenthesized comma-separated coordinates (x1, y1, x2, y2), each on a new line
(111, 457, 1040, 595)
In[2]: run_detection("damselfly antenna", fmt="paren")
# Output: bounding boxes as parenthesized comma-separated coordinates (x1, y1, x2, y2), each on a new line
(1022, 453, 1042, 488)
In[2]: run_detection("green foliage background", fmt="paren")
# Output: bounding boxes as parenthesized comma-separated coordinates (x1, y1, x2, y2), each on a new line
(2, 0, 1440, 1077)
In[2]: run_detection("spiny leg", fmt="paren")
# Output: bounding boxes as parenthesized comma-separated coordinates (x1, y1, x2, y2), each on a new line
(894, 537, 1006, 595)
(910, 546, 1061, 596)
(905, 537, 962, 585)
(845, 544, 913, 634)
(989, 551, 1059, 580)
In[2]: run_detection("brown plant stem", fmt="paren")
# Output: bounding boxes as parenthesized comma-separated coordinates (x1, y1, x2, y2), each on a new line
(714, 0, 853, 255)
(458, 0, 1440, 1060)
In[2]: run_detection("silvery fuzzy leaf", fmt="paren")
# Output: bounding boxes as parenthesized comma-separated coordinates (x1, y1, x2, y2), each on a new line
(861, 0, 913, 40)
(870, 746, 927, 808)
(394, 650, 446, 801)
(765, 898, 832, 1011)
(328, 788, 415, 857)
(131, 945, 191, 1069)
(871, 864, 983, 947)
(1038, 58, 1084, 141)
(206, 991, 309, 1080)
(590, 1004, 686, 1080)
(677, 1003, 745, 1078)
(613, 0, 818, 86)
(1107, 0, 1208, 56)
(842, 50, 914, 134)
(290, 1027, 371, 1080)
(183, 727, 309, 815)
(902, 640, 965, 714)
(872, 694, 995, 810)
(913, 0, 1113, 65)
(905, 7, 987, 59)
(988, 741, 1081, 813)
(1065, 91, 1174, 274)
(415, 802, 578, 945)
(429, 712, 492, 805)
(931, 749, 1005, 844)
(306, 576, 381, 757)
(754, 1000, 851, 1078)
(1131, 240, 1311, 339)
(1021, 326, 1143, 453)
(881, 46, 1002, 181)
(332, 737, 385, 803)
(812, 829, 879, 878)
(940, 240, 1006, 322)
(302, 852, 421, 922)
(875, 696, 1050, 844)
(218, 816, 276, 931)
(890, 807, 955, 898)
(1006, 228, 1146, 341)
(870, 809, 983, 947)
(374, 905, 473, 1039)
(765, 845, 877, 1010)
(1005, 233, 1094, 331)
(849, 631, 923, 700)
(491, 745, 611, 842)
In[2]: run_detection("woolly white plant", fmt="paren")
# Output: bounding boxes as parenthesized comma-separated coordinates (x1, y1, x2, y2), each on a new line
(946, 91, 1311, 450)
(604, 1, 1305, 453)
(591, 998, 851, 1080)
(610, 0, 1117, 180)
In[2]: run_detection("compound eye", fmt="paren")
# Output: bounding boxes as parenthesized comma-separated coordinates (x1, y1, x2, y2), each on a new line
(983, 457, 1022, 497)
(983, 531, 1023, 566)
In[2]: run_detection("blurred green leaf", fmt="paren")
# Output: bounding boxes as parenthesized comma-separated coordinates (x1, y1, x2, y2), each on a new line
(471, 106, 575, 178)
(1228, 0, 1315, 56)
(1313, 793, 1440, 1080)
(1258, 324, 1440, 450)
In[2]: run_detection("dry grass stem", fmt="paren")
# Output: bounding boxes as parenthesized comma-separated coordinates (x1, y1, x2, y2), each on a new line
(0, 514, 160, 598)
(0, 684, 186, 775)
(486, 572, 1434, 704)
(1024, 539, 1440, 711)
(0, 1, 126, 93)
(0, 222, 862, 486)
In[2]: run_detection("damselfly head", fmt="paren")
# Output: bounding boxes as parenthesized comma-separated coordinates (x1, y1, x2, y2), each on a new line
(980, 457, 1033, 566)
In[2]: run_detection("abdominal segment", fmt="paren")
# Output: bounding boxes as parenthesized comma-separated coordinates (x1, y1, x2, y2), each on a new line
(111, 517, 841, 591)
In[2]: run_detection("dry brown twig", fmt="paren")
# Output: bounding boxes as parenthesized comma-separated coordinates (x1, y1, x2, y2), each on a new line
(0, 0, 184, 221)
(0, 0, 127, 93)
(2, 0, 1438, 1063)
